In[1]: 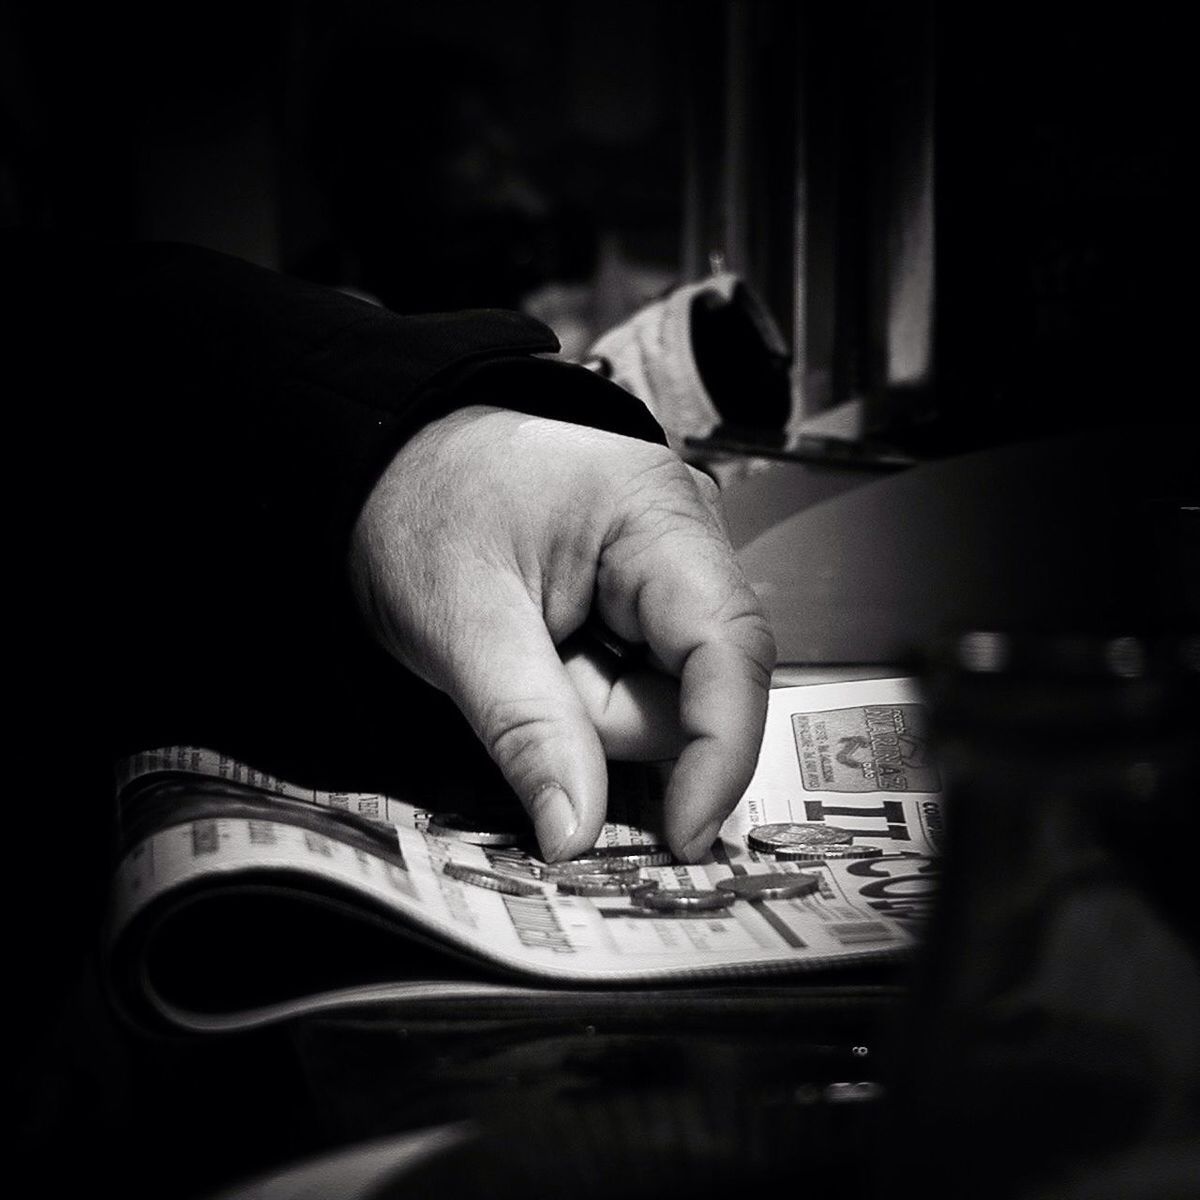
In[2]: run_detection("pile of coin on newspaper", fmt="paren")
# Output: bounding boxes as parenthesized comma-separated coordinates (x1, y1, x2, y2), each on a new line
(747, 822, 884, 862)
(432, 815, 880, 912)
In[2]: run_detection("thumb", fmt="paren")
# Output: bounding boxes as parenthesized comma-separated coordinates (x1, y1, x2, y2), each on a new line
(444, 593, 608, 862)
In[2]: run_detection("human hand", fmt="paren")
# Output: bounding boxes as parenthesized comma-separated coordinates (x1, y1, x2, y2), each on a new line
(349, 405, 775, 862)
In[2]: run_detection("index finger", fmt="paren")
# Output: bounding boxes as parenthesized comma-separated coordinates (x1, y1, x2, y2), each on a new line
(666, 629, 774, 858)
(596, 501, 776, 860)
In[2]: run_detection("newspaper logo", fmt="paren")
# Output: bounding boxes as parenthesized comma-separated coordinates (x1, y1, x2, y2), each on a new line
(792, 705, 940, 793)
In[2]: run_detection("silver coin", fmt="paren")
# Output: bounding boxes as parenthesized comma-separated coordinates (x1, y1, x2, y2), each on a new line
(542, 857, 643, 878)
(486, 850, 554, 880)
(747, 822, 857, 853)
(771, 845, 885, 862)
(716, 872, 822, 900)
(634, 887, 735, 913)
(556, 877, 659, 898)
(552, 870, 640, 890)
(442, 862, 544, 896)
(589, 846, 676, 867)
(427, 813, 530, 847)
(485, 848, 532, 864)
(485, 859, 546, 883)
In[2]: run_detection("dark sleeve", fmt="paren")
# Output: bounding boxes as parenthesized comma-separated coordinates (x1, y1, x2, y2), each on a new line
(7, 236, 664, 779)
(10, 237, 662, 582)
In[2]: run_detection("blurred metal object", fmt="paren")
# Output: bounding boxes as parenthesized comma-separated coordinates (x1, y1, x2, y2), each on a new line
(771, 845, 884, 863)
(716, 872, 821, 901)
(890, 631, 1200, 1199)
(540, 858, 642, 879)
(747, 822, 858, 854)
(587, 846, 675, 867)
(556, 877, 658, 899)
(635, 887, 735, 913)
(443, 863, 544, 897)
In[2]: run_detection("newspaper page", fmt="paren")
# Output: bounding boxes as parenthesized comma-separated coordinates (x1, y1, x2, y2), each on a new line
(111, 678, 940, 993)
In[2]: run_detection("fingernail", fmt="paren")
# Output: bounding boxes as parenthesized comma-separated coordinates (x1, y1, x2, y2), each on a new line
(531, 784, 578, 862)
(680, 820, 721, 863)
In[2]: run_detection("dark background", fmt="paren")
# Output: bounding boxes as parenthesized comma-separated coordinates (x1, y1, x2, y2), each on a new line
(3, 0, 1193, 448)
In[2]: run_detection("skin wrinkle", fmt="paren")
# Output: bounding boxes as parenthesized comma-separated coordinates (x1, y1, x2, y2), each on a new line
(403, 470, 512, 593)
(604, 479, 727, 556)
(599, 454, 696, 549)
(438, 416, 604, 623)
(444, 576, 530, 681)
(609, 493, 709, 552)
(689, 477, 729, 539)
(630, 568, 739, 669)
(598, 529, 729, 629)
(740, 634, 776, 690)
(543, 519, 605, 624)
(702, 590, 774, 642)
(386, 539, 481, 684)
(621, 450, 694, 496)
(529, 456, 613, 634)
(482, 707, 569, 775)
(542, 568, 594, 639)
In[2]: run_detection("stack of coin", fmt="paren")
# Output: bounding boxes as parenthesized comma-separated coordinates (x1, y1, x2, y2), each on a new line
(516, 859, 638, 888)
(587, 845, 676, 868)
(747, 821, 880, 862)
(774, 844, 884, 863)
(542, 856, 652, 897)
(543, 857, 642, 878)
(556, 876, 659, 899)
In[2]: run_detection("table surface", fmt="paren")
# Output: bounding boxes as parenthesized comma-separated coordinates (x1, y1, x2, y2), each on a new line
(718, 428, 1193, 666)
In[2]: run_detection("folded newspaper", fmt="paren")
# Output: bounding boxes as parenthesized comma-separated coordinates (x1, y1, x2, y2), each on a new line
(108, 677, 942, 1032)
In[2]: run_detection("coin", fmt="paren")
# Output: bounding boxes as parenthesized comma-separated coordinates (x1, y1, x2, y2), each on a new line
(556, 877, 660, 898)
(771, 845, 885, 862)
(747, 823, 857, 853)
(485, 858, 545, 883)
(542, 857, 643, 878)
(427, 813, 531, 847)
(442, 862, 544, 896)
(490, 856, 639, 883)
(715, 872, 821, 900)
(588, 846, 676, 867)
(634, 888, 735, 913)
(553, 870, 641, 890)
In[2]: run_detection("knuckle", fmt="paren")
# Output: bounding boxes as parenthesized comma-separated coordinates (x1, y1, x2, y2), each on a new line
(622, 446, 696, 502)
(742, 617, 778, 684)
(688, 465, 721, 504)
(715, 596, 778, 683)
(604, 458, 720, 562)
